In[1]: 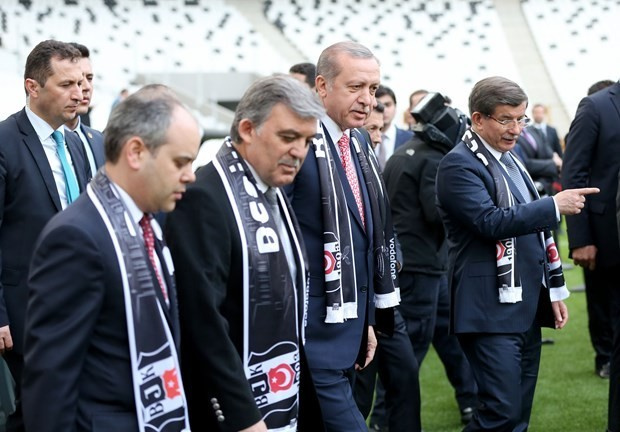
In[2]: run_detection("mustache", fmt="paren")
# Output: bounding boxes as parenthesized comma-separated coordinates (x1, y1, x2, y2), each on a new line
(279, 157, 301, 169)
(505, 134, 520, 140)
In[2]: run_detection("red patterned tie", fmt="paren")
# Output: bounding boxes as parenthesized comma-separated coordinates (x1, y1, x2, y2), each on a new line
(337, 133, 365, 227)
(139, 214, 168, 304)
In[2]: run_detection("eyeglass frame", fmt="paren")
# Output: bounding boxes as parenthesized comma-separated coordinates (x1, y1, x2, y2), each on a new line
(485, 113, 531, 129)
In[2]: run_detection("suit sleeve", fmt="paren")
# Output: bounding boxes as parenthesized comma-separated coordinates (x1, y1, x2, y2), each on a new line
(516, 139, 558, 179)
(165, 182, 262, 432)
(436, 150, 559, 240)
(562, 96, 599, 249)
(22, 222, 105, 432)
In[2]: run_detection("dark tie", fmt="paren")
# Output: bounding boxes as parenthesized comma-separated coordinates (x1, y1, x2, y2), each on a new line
(139, 213, 169, 305)
(337, 133, 365, 227)
(51, 130, 80, 203)
(500, 152, 531, 203)
(264, 188, 295, 279)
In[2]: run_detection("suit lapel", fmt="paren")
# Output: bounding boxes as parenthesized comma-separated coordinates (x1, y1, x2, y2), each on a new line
(81, 124, 105, 168)
(17, 109, 62, 211)
(154, 238, 180, 346)
(609, 82, 620, 122)
(66, 131, 91, 190)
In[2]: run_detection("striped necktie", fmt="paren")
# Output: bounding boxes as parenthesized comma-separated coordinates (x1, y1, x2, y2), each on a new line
(500, 152, 531, 203)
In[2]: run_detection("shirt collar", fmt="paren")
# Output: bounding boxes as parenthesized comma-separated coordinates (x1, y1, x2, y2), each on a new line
(245, 161, 269, 194)
(321, 115, 349, 145)
(25, 106, 64, 142)
(65, 116, 82, 133)
(476, 133, 504, 162)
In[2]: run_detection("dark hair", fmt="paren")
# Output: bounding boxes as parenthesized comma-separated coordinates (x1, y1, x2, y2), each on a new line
(230, 74, 324, 144)
(104, 84, 185, 163)
(375, 85, 396, 105)
(409, 89, 429, 108)
(289, 62, 316, 88)
(587, 79, 615, 96)
(68, 42, 90, 58)
(24, 40, 81, 94)
(468, 76, 527, 117)
(373, 101, 385, 114)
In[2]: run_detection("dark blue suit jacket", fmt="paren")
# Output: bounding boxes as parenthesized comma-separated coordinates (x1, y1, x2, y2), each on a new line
(393, 127, 414, 152)
(81, 123, 105, 170)
(286, 127, 375, 370)
(23, 193, 179, 432)
(436, 142, 558, 334)
(0, 108, 89, 355)
(563, 81, 620, 267)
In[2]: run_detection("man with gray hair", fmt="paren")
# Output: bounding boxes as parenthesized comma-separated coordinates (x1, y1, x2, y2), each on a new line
(285, 41, 404, 431)
(22, 85, 200, 432)
(166, 74, 325, 432)
(436, 76, 598, 431)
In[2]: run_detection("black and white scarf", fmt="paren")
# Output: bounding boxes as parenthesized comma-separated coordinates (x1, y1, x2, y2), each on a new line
(462, 129, 566, 303)
(213, 138, 308, 431)
(314, 123, 399, 323)
(88, 171, 190, 432)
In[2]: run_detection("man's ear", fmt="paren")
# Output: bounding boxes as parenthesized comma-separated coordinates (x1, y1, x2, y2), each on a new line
(315, 75, 328, 99)
(124, 136, 147, 170)
(471, 112, 484, 129)
(237, 118, 254, 145)
(25, 79, 39, 98)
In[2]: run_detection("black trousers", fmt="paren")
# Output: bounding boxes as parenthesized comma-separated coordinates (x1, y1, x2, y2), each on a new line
(354, 308, 421, 432)
(584, 267, 614, 370)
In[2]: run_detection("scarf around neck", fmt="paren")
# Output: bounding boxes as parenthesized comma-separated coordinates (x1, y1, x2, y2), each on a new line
(213, 138, 308, 430)
(88, 171, 190, 432)
(461, 129, 566, 303)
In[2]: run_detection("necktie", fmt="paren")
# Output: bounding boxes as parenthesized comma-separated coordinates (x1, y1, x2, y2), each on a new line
(337, 133, 365, 227)
(139, 214, 169, 305)
(51, 131, 80, 204)
(376, 134, 388, 170)
(264, 188, 296, 280)
(500, 152, 531, 203)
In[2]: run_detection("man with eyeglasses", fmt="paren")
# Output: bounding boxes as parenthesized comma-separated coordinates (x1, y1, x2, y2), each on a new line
(436, 76, 599, 431)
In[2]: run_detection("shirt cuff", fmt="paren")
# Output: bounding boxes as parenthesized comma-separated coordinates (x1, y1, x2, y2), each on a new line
(549, 286, 570, 302)
(551, 196, 560, 222)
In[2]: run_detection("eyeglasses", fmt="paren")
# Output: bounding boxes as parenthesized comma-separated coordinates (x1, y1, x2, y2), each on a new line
(485, 114, 531, 129)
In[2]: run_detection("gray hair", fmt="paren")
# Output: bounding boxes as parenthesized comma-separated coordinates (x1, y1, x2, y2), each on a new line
(104, 84, 184, 163)
(230, 74, 325, 143)
(316, 41, 379, 85)
(468, 76, 528, 117)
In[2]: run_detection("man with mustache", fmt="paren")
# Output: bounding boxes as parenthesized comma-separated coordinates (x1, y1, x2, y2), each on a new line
(166, 74, 325, 432)
(0, 40, 90, 432)
(285, 41, 403, 431)
(436, 76, 599, 431)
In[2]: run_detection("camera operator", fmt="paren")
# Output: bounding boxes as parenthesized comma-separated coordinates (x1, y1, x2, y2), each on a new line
(382, 93, 479, 426)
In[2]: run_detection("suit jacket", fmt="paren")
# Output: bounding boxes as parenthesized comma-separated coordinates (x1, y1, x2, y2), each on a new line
(531, 124, 562, 157)
(285, 127, 375, 370)
(0, 108, 89, 355)
(563, 81, 620, 267)
(436, 142, 559, 334)
(393, 127, 414, 152)
(165, 163, 320, 431)
(81, 123, 105, 170)
(516, 127, 559, 196)
(22, 193, 180, 432)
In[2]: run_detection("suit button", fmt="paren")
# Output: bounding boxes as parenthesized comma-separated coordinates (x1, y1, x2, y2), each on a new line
(215, 410, 223, 416)
(217, 415, 225, 422)
(210, 398, 218, 404)
(361, 286, 368, 293)
(213, 403, 220, 410)
(539, 259, 545, 265)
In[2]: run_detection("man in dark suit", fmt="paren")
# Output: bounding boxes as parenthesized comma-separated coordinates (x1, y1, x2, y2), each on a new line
(166, 75, 325, 432)
(64, 42, 105, 177)
(516, 125, 562, 198)
(530, 103, 563, 157)
(436, 76, 598, 431)
(0, 40, 90, 432)
(564, 80, 620, 432)
(22, 86, 200, 432)
(286, 41, 401, 431)
(374, 85, 413, 169)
